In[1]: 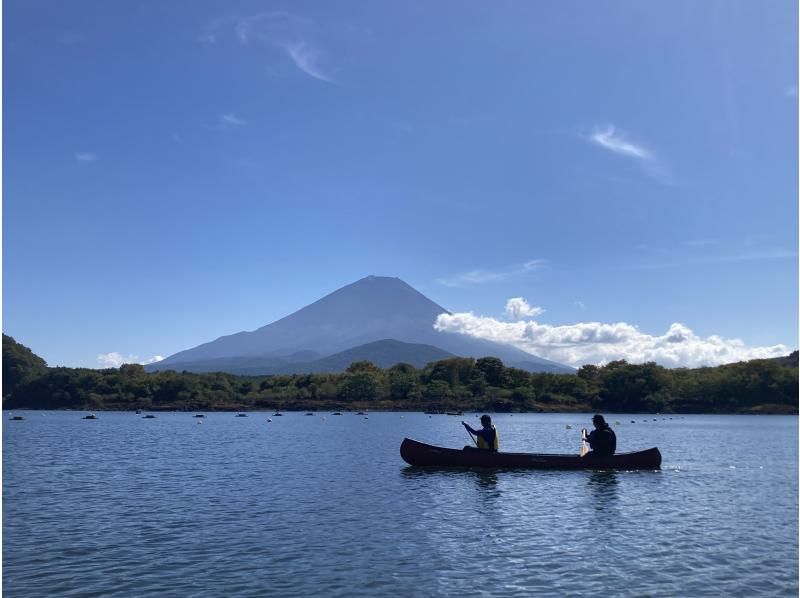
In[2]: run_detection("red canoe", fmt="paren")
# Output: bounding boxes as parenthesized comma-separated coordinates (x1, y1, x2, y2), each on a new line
(400, 438, 661, 470)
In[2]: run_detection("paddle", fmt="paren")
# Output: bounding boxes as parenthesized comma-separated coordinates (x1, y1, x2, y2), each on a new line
(580, 428, 589, 457)
(463, 422, 478, 447)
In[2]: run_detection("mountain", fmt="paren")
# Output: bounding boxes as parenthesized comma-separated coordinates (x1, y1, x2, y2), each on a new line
(180, 340, 456, 376)
(148, 276, 574, 374)
(150, 339, 454, 375)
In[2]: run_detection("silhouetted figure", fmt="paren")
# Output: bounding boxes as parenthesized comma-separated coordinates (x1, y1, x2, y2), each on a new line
(463, 415, 499, 451)
(584, 414, 616, 456)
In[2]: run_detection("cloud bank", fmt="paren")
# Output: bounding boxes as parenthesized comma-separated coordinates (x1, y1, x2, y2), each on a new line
(433, 302, 789, 368)
(97, 352, 163, 368)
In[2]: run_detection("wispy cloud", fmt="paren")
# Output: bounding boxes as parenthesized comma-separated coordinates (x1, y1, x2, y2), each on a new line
(786, 86, 798, 98)
(434, 303, 789, 368)
(97, 352, 163, 368)
(283, 41, 335, 83)
(219, 113, 247, 127)
(202, 12, 336, 84)
(627, 243, 797, 271)
(588, 124, 673, 182)
(680, 239, 719, 248)
(75, 152, 98, 162)
(590, 125, 651, 160)
(437, 259, 546, 288)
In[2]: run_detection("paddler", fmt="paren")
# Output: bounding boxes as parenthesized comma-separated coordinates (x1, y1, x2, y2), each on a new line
(462, 415, 499, 451)
(583, 414, 616, 456)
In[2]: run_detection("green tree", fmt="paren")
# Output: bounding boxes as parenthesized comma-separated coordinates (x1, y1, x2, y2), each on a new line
(339, 371, 379, 401)
(2, 334, 47, 400)
(476, 357, 505, 387)
(424, 379, 452, 401)
(388, 363, 418, 400)
(120, 363, 146, 377)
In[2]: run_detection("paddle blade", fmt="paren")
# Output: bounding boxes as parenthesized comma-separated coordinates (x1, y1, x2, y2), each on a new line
(580, 428, 588, 457)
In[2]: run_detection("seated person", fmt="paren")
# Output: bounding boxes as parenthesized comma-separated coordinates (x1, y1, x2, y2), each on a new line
(462, 415, 499, 451)
(584, 414, 616, 456)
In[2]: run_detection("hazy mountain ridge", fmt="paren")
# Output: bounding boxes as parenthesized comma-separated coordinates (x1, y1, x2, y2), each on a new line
(149, 276, 573, 374)
(153, 339, 455, 375)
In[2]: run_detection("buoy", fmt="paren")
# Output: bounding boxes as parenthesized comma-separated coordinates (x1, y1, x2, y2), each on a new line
(565, 424, 572, 429)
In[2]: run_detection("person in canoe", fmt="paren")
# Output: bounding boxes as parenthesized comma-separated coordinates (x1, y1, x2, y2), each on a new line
(462, 415, 499, 451)
(583, 414, 616, 456)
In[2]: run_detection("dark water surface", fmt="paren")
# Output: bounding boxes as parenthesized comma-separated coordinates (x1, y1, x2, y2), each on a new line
(4, 411, 797, 596)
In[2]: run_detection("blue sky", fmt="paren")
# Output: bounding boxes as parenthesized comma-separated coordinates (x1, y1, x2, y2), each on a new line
(3, 0, 797, 368)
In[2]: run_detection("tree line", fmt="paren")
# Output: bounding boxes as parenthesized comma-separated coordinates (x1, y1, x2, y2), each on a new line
(3, 334, 797, 414)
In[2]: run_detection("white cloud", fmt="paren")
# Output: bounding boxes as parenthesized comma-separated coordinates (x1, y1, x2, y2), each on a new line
(505, 297, 545, 320)
(573, 301, 586, 310)
(590, 125, 651, 160)
(437, 259, 546, 288)
(787, 86, 798, 98)
(433, 309, 789, 368)
(588, 124, 674, 183)
(219, 113, 247, 127)
(97, 352, 163, 368)
(203, 12, 336, 84)
(283, 41, 335, 83)
(75, 152, 98, 162)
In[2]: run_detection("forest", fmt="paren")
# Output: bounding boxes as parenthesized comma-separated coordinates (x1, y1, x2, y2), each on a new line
(3, 334, 797, 414)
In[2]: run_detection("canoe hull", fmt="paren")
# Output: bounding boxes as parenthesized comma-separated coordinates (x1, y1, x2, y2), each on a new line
(400, 438, 661, 470)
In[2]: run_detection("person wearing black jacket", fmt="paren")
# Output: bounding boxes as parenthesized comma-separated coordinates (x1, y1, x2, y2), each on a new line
(584, 414, 616, 456)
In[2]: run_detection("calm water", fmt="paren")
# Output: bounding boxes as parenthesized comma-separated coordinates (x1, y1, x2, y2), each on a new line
(4, 411, 798, 597)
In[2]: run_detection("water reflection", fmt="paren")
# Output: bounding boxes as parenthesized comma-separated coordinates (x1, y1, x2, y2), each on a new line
(400, 466, 500, 501)
(586, 471, 619, 514)
(470, 470, 499, 500)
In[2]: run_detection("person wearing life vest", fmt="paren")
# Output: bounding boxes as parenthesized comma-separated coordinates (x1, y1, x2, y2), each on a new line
(584, 414, 616, 456)
(462, 415, 499, 451)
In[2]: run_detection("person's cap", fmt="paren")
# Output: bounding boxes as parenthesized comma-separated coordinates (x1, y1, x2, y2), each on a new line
(480, 414, 491, 423)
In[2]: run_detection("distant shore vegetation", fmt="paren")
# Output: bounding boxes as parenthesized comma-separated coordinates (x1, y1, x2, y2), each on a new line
(3, 335, 797, 414)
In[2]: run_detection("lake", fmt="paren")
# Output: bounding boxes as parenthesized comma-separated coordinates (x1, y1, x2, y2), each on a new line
(3, 411, 798, 596)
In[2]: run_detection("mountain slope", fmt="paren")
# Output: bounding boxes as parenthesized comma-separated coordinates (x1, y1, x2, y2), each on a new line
(240, 339, 455, 376)
(150, 276, 573, 373)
